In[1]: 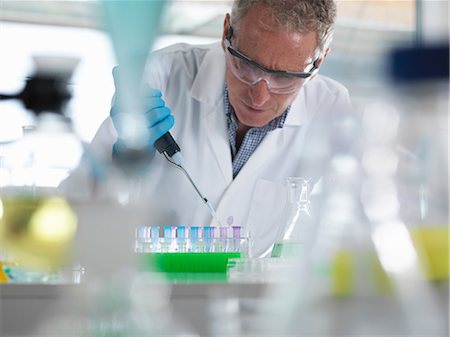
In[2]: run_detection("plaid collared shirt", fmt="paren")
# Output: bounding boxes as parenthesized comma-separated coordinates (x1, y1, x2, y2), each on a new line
(224, 84, 290, 178)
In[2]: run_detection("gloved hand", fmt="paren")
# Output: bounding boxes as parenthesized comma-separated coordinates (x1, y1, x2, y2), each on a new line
(141, 89, 175, 146)
(110, 67, 174, 155)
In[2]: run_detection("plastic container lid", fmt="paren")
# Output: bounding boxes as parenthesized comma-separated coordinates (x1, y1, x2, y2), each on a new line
(389, 44, 449, 83)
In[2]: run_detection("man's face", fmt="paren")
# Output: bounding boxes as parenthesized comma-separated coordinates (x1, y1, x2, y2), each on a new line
(222, 4, 322, 128)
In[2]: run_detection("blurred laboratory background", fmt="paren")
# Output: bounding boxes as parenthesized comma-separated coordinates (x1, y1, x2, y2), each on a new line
(1, 0, 441, 143)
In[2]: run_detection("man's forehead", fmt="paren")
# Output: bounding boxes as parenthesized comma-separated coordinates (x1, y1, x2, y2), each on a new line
(237, 4, 317, 53)
(235, 26, 317, 64)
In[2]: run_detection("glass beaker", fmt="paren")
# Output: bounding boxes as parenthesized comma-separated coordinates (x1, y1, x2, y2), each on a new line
(271, 177, 313, 258)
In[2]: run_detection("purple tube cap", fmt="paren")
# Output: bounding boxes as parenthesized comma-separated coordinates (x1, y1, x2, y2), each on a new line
(231, 226, 241, 238)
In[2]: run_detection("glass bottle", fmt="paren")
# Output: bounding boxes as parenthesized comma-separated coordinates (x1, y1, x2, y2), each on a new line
(271, 177, 313, 258)
(388, 45, 448, 282)
(359, 44, 448, 335)
(0, 56, 83, 278)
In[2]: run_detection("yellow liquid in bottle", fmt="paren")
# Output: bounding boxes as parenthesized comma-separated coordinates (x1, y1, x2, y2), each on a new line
(0, 261, 9, 282)
(0, 197, 77, 271)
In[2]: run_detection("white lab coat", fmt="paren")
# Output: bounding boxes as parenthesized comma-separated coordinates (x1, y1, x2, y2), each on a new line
(69, 42, 352, 257)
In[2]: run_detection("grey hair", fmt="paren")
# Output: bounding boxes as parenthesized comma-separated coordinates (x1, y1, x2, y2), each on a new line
(231, 0, 337, 55)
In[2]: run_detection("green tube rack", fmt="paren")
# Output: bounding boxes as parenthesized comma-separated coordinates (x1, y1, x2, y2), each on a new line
(137, 252, 242, 282)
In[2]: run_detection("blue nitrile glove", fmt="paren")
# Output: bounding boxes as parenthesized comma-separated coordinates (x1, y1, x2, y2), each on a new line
(141, 89, 175, 146)
(110, 68, 175, 157)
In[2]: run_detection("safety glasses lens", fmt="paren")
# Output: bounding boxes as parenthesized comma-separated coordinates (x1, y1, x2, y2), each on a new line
(226, 53, 302, 94)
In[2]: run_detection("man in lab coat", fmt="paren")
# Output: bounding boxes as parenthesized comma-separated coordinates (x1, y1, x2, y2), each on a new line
(75, 0, 352, 257)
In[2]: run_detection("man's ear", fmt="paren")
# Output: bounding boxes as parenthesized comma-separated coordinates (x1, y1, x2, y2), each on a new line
(315, 47, 330, 68)
(221, 13, 231, 51)
(310, 47, 330, 80)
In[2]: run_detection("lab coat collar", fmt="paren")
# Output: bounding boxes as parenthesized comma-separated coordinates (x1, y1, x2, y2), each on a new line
(190, 42, 226, 109)
(285, 88, 308, 126)
(285, 75, 342, 127)
(191, 43, 232, 183)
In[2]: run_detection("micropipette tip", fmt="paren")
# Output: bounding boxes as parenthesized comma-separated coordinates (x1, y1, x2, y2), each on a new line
(205, 199, 225, 227)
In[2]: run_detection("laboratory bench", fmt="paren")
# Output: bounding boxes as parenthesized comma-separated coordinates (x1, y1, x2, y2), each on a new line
(1, 280, 448, 337)
(0, 281, 268, 337)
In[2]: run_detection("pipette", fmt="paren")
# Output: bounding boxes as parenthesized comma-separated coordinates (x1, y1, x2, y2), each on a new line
(155, 133, 224, 226)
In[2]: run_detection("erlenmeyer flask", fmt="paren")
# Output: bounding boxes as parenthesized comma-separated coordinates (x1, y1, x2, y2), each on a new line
(271, 177, 313, 258)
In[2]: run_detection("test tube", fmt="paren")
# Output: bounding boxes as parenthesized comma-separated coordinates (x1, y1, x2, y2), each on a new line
(232, 226, 241, 252)
(203, 226, 214, 252)
(151, 226, 160, 252)
(232, 226, 241, 238)
(162, 226, 173, 252)
(190, 226, 200, 252)
(136, 225, 146, 240)
(220, 227, 228, 239)
(135, 225, 146, 252)
(218, 226, 228, 252)
(177, 226, 187, 252)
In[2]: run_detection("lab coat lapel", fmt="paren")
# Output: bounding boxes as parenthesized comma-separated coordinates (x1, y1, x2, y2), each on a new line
(190, 43, 233, 184)
(232, 128, 284, 187)
(229, 87, 308, 185)
(204, 105, 233, 184)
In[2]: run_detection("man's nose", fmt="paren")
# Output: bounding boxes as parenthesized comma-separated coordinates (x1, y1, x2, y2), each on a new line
(248, 79, 271, 107)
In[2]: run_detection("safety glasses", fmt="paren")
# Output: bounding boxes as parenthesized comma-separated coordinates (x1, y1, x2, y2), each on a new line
(224, 26, 319, 94)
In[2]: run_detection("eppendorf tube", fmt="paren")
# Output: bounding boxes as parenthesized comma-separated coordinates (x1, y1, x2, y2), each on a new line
(190, 226, 200, 252)
(151, 226, 160, 253)
(161, 226, 173, 252)
(231, 226, 241, 252)
(176, 226, 187, 252)
(220, 227, 228, 239)
(203, 226, 214, 252)
(135, 225, 147, 252)
(214, 226, 229, 252)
